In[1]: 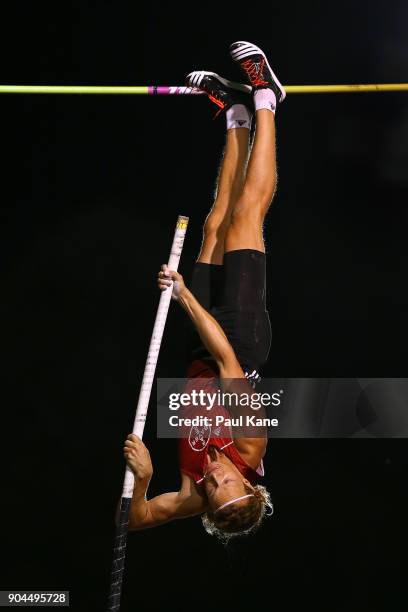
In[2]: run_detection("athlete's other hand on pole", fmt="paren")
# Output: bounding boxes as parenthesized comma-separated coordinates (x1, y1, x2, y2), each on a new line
(123, 434, 153, 480)
(157, 264, 186, 300)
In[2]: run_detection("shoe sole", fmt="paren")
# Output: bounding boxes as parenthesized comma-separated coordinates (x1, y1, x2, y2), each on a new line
(230, 41, 286, 101)
(186, 70, 251, 94)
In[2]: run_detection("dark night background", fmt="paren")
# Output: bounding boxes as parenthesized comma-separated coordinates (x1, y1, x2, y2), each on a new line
(1, 1, 408, 610)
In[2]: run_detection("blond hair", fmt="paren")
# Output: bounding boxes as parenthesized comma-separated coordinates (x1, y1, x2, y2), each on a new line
(202, 484, 273, 543)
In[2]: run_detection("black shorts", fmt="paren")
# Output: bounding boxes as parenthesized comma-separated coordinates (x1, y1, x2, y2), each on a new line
(186, 249, 272, 374)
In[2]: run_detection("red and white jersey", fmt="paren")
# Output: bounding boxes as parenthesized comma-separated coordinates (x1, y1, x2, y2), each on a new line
(178, 360, 265, 487)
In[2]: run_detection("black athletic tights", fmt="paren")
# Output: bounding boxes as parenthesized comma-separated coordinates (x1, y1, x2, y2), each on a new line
(186, 249, 272, 373)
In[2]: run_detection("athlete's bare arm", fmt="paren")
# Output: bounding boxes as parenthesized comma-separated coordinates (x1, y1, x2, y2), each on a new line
(116, 434, 207, 530)
(158, 269, 267, 465)
(158, 266, 244, 380)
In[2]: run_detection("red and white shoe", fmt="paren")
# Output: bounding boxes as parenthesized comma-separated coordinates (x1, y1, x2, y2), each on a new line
(230, 41, 286, 104)
(186, 70, 252, 119)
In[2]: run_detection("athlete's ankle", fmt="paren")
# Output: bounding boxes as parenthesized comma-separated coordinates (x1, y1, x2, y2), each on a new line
(226, 103, 252, 130)
(253, 88, 277, 114)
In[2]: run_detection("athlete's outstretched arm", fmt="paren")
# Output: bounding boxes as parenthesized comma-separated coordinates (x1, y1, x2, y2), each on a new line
(157, 265, 244, 379)
(116, 435, 207, 530)
(156, 269, 265, 462)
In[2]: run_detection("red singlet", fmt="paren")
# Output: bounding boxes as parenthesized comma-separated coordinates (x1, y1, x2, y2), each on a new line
(178, 360, 264, 487)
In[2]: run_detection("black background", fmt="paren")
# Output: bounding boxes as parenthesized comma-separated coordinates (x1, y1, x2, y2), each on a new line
(1, 1, 408, 610)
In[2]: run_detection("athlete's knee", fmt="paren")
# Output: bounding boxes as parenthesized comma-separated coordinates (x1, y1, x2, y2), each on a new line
(203, 210, 231, 238)
(243, 183, 276, 212)
(231, 187, 276, 223)
(229, 199, 264, 227)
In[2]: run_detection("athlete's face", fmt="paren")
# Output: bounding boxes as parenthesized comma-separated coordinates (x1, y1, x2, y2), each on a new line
(203, 447, 254, 510)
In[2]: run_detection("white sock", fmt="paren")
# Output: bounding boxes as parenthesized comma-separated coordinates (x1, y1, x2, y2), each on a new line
(254, 88, 277, 114)
(226, 104, 252, 130)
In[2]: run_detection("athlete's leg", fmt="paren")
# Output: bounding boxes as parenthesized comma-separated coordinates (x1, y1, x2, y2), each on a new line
(185, 72, 253, 265)
(225, 109, 276, 253)
(225, 42, 286, 253)
(197, 126, 250, 264)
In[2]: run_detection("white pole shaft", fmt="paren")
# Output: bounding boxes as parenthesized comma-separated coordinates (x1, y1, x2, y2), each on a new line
(122, 215, 189, 498)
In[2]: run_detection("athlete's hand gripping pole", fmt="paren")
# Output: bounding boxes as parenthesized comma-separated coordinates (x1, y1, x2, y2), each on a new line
(107, 215, 189, 612)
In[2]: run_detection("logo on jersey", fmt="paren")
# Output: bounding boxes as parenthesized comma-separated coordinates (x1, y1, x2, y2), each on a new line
(188, 424, 211, 451)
